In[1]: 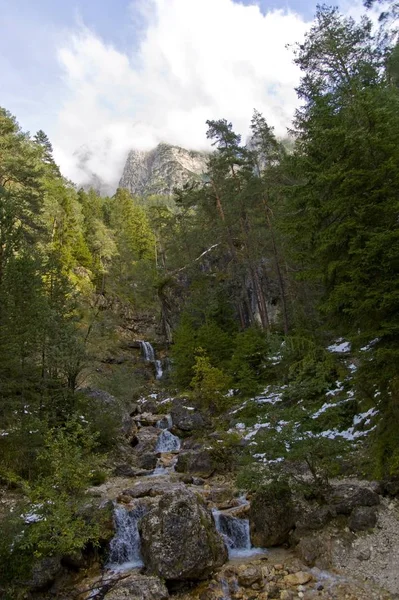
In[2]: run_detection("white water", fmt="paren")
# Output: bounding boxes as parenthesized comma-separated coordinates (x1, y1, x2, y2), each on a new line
(213, 510, 264, 559)
(155, 429, 181, 453)
(107, 504, 147, 571)
(156, 414, 173, 429)
(139, 341, 163, 379)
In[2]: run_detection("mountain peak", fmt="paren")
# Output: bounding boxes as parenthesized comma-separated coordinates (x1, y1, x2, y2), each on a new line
(119, 143, 208, 196)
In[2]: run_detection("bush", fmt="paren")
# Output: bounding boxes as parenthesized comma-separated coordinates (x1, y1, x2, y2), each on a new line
(229, 327, 271, 396)
(191, 349, 232, 413)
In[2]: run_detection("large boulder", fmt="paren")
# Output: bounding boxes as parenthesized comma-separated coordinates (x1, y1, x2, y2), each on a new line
(327, 484, 380, 515)
(103, 573, 169, 600)
(348, 506, 377, 531)
(24, 557, 63, 592)
(140, 488, 228, 580)
(249, 482, 295, 547)
(132, 427, 160, 455)
(170, 403, 207, 432)
(175, 449, 216, 478)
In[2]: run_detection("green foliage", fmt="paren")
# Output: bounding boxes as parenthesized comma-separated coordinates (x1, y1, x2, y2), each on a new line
(191, 349, 232, 413)
(229, 327, 271, 395)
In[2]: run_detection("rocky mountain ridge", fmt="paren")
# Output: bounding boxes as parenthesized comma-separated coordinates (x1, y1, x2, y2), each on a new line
(119, 143, 209, 196)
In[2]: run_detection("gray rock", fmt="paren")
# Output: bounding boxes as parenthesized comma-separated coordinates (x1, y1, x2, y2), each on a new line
(175, 449, 216, 478)
(349, 506, 377, 531)
(249, 482, 295, 547)
(133, 427, 160, 456)
(103, 573, 169, 600)
(140, 488, 227, 580)
(328, 484, 380, 515)
(25, 556, 62, 591)
(113, 464, 137, 477)
(295, 504, 334, 532)
(137, 453, 158, 470)
(171, 403, 208, 432)
(119, 143, 208, 197)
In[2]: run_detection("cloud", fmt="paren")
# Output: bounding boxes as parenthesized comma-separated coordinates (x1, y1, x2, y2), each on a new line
(53, 0, 309, 189)
(52, 0, 381, 190)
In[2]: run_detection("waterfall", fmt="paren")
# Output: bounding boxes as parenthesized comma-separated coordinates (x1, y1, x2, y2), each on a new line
(155, 359, 163, 380)
(213, 510, 263, 558)
(139, 341, 163, 380)
(107, 504, 147, 571)
(155, 429, 181, 453)
(156, 414, 173, 429)
(139, 341, 155, 362)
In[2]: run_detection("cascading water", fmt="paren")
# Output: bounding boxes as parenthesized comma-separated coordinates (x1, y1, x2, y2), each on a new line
(155, 429, 181, 453)
(212, 510, 264, 558)
(107, 504, 147, 571)
(139, 341, 163, 380)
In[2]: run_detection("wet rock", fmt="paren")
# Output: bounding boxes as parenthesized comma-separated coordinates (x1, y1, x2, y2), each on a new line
(176, 449, 216, 478)
(171, 403, 208, 432)
(249, 482, 295, 547)
(348, 506, 377, 531)
(103, 573, 169, 599)
(327, 484, 380, 515)
(139, 399, 160, 414)
(140, 488, 228, 580)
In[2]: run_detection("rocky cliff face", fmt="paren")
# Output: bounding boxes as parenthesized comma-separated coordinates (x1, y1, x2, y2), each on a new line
(119, 143, 208, 196)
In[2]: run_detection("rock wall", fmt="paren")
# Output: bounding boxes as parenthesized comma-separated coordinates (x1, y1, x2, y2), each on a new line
(119, 143, 208, 196)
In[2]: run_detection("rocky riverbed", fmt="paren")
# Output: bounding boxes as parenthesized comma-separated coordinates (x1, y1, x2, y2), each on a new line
(34, 392, 396, 600)
(9, 391, 398, 599)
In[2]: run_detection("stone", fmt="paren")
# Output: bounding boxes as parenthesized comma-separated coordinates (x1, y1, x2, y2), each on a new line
(133, 426, 160, 455)
(249, 483, 295, 547)
(294, 504, 333, 532)
(25, 556, 62, 591)
(137, 452, 158, 470)
(348, 506, 377, 531)
(123, 481, 183, 499)
(171, 402, 208, 432)
(327, 484, 380, 515)
(295, 535, 331, 568)
(140, 488, 228, 580)
(176, 449, 216, 478)
(113, 464, 137, 477)
(284, 572, 312, 587)
(280, 591, 295, 600)
(237, 565, 263, 587)
(357, 548, 371, 561)
(133, 412, 162, 427)
(103, 573, 169, 599)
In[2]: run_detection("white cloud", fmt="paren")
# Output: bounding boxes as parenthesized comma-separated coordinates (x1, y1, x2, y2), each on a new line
(52, 0, 380, 190)
(53, 0, 309, 189)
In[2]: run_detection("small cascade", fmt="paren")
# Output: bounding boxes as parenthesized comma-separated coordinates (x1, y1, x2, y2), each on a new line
(139, 341, 155, 362)
(139, 341, 163, 380)
(107, 504, 147, 571)
(213, 510, 263, 559)
(155, 359, 163, 380)
(156, 414, 173, 429)
(155, 429, 181, 453)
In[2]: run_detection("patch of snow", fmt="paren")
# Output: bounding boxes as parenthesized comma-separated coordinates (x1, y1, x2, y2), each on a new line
(360, 338, 380, 352)
(311, 398, 350, 419)
(327, 339, 351, 353)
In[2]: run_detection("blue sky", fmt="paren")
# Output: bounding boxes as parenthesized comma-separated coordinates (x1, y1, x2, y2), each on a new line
(0, 0, 372, 187)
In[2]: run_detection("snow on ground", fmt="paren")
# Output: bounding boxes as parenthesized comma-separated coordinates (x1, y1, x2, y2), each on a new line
(327, 339, 351, 353)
